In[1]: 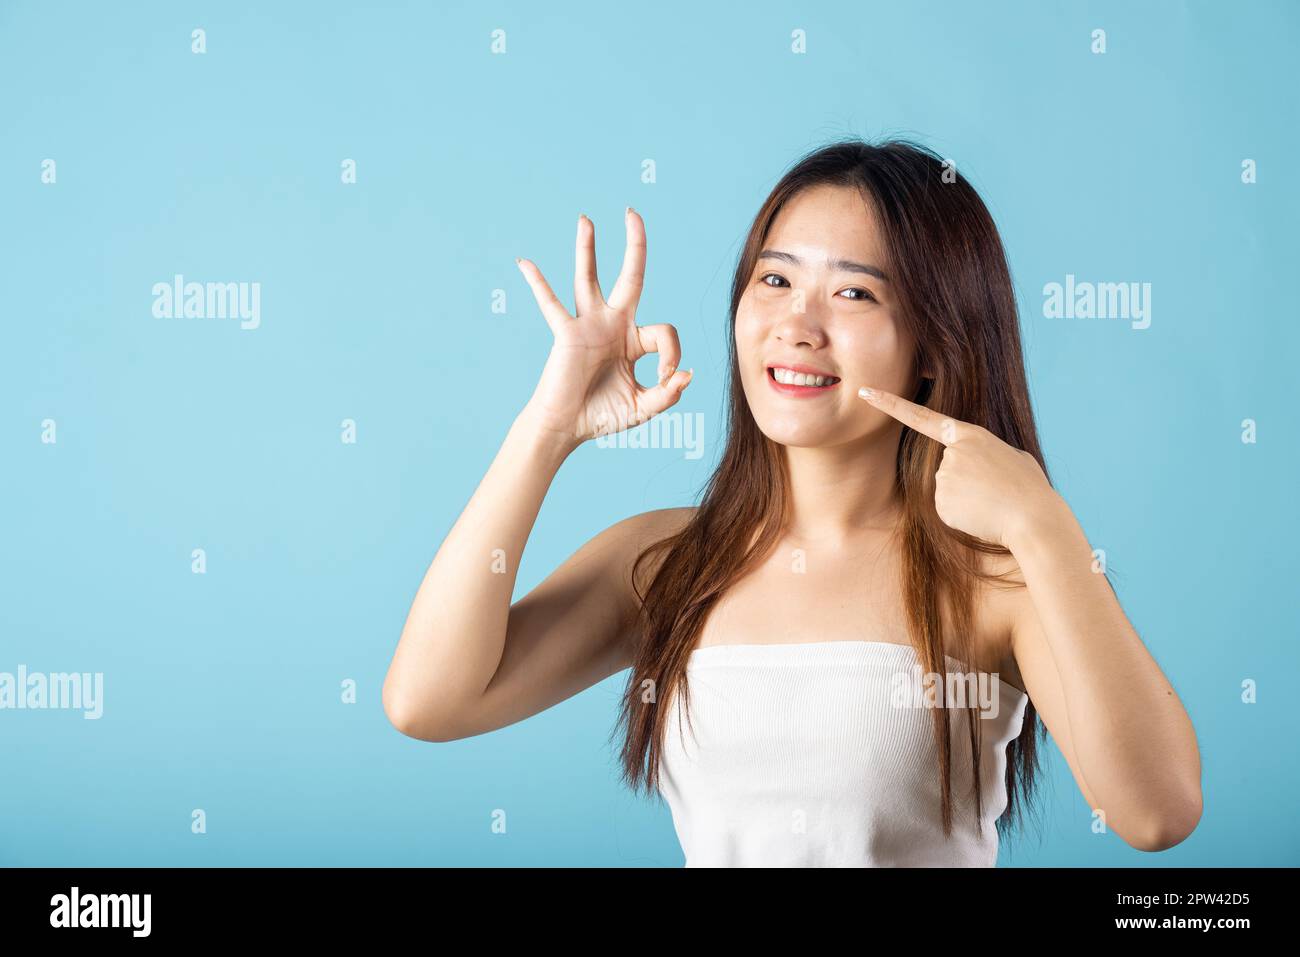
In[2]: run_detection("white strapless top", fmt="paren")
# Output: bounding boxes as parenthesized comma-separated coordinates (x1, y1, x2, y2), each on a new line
(656, 640, 1029, 867)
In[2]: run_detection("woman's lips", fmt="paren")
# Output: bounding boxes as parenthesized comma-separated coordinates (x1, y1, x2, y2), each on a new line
(766, 366, 841, 396)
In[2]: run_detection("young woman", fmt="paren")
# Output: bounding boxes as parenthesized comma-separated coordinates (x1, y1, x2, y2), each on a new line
(382, 139, 1202, 867)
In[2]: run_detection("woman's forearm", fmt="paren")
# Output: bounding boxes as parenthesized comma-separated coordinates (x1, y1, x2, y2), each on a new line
(382, 408, 577, 736)
(1008, 501, 1203, 845)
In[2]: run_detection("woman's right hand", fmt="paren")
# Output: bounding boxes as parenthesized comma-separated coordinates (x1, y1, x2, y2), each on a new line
(514, 208, 693, 450)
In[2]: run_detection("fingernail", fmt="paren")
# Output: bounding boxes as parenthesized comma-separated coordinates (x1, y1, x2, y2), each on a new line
(514, 257, 521, 264)
(858, 386, 875, 399)
(626, 206, 635, 217)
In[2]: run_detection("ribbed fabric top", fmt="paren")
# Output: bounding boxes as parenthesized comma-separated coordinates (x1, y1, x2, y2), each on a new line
(656, 640, 1029, 867)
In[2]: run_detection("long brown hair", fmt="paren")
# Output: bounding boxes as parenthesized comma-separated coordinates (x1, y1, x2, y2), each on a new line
(614, 138, 1049, 843)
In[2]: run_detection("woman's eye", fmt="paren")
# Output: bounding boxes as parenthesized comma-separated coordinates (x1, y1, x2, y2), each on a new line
(759, 273, 876, 303)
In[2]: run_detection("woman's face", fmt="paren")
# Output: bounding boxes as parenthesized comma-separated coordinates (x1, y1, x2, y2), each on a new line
(735, 183, 923, 449)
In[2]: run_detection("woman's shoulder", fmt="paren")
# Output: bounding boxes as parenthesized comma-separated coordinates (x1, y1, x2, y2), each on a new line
(614, 506, 699, 558)
(597, 506, 698, 595)
(582, 506, 697, 549)
(591, 505, 696, 539)
(623, 505, 699, 535)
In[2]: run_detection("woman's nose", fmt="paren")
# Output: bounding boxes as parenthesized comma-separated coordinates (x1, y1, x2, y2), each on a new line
(772, 308, 828, 349)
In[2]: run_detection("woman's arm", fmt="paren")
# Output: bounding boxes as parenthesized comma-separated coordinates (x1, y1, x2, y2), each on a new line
(382, 409, 572, 741)
(383, 208, 692, 741)
(382, 407, 684, 741)
(394, 502, 694, 742)
(857, 385, 1203, 852)
(1004, 503, 1202, 852)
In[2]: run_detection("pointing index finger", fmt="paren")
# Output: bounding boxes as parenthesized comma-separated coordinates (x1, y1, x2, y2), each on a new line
(858, 385, 961, 445)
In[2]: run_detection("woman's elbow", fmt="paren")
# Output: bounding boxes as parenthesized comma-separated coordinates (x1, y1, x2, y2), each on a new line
(382, 681, 450, 742)
(1133, 789, 1203, 852)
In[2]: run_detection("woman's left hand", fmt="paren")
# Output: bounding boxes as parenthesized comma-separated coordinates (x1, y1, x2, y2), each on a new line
(857, 385, 1066, 551)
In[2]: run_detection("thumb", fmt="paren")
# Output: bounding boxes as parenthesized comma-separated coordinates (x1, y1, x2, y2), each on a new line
(633, 368, 693, 421)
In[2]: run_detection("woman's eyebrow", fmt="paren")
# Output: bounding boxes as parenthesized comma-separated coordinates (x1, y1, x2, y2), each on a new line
(758, 248, 889, 282)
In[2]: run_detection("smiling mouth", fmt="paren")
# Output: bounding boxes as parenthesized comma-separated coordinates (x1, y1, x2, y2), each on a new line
(768, 366, 841, 388)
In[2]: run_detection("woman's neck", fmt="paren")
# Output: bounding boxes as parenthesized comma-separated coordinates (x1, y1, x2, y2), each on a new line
(780, 429, 903, 546)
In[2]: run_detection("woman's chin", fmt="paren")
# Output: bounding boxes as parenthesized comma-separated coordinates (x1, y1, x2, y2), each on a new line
(755, 417, 843, 449)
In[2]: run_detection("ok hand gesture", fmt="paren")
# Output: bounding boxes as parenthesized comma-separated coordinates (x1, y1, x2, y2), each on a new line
(515, 209, 693, 450)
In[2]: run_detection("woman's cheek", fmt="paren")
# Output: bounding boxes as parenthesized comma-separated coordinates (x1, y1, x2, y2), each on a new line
(733, 302, 765, 361)
(847, 323, 909, 391)
(733, 296, 758, 336)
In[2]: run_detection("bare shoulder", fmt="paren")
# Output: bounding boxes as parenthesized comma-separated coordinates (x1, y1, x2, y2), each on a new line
(566, 506, 695, 566)
(613, 504, 698, 538)
(585, 506, 696, 665)
(611, 506, 698, 592)
(568, 506, 697, 603)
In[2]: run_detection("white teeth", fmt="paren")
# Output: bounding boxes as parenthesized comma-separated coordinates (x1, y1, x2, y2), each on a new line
(772, 367, 837, 387)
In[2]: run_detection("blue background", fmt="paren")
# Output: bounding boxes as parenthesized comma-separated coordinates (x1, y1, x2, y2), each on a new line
(1, 0, 1296, 866)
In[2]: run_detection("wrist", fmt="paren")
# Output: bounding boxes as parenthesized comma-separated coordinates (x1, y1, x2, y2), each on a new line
(510, 407, 581, 465)
(1005, 490, 1077, 555)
